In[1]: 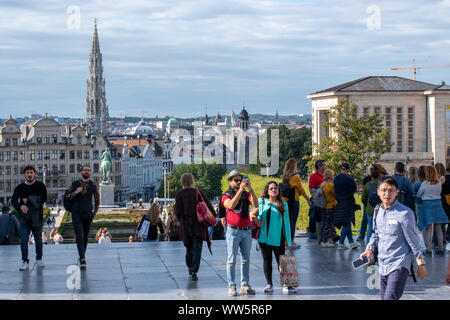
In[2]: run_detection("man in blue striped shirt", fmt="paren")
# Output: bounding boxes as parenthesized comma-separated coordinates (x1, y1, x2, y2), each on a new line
(360, 176, 427, 300)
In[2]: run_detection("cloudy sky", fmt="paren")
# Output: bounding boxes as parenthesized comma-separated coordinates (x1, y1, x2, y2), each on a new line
(1, 0, 450, 119)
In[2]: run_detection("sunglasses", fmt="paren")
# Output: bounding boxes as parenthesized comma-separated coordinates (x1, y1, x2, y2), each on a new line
(232, 179, 242, 182)
(269, 187, 278, 191)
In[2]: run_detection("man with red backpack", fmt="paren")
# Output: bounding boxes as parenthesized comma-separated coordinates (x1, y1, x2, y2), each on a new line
(220, 170, 258, 296)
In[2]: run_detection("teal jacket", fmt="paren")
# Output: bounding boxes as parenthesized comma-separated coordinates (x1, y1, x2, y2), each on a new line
(257, 198, 291, 247)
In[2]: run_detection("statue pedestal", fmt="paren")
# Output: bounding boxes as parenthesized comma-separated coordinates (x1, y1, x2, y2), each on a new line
(100, 183, 116, 208)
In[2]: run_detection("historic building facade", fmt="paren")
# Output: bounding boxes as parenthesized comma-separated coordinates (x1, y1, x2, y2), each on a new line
(308, 76, 450, 172)
(0, 116, 112, 205)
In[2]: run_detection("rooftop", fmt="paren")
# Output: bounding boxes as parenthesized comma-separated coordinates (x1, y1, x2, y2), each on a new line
(310, 76, 440, 96)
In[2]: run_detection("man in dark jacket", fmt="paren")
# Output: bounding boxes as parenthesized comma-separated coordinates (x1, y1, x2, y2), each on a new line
(392, 162, 415, 211)
(334, 163, 360, 250)
(65, 164, 99, 270)
(11, 165, 47, 271)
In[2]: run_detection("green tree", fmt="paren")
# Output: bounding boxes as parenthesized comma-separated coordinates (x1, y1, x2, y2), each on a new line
(158, 162, 226, 199)
(309, 98, 392, 183)
(248, 125, 312, 178)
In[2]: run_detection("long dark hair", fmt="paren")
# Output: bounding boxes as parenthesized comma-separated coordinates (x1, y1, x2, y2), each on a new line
(261, 181, 285, 216)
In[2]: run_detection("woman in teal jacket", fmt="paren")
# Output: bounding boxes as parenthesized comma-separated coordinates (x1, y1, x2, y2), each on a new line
(254, 181, 293, 294)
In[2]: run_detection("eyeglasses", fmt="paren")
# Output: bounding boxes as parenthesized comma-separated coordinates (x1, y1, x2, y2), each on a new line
(269, 187, 278, 191)
(379, 188, 397, 194)
(232, 179, 242, 182)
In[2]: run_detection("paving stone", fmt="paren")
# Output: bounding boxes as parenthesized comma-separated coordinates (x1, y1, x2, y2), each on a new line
(0, 240, 448, 300)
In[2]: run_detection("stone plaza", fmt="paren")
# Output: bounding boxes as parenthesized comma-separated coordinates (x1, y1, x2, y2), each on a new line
(0, 237, 448, 300)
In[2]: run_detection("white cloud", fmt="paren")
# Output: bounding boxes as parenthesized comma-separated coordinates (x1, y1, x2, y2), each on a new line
(1, 0, 450, 118)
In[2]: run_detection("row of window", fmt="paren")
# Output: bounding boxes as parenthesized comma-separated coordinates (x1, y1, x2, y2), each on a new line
(2, 138, 18, 147)
(0, 150, 101, 161)
(362, 106, 414, 153)
(2, 135, 90, 147)
(35, 134, 58, 145)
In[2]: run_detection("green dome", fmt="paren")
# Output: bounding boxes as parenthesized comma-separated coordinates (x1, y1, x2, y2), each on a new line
(168, 118, 178, 125)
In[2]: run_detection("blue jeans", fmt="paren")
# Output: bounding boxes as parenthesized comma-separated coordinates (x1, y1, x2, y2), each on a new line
(289, 201, 300, 241)
(359, 209, 368, 238)
(339, 222, 354, 245)
(226, 227, 252, 287)
(19, 221, 43, 263)
(366, 215, 374, 243)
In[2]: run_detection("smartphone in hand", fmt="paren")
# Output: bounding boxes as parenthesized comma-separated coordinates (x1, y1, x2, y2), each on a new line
(352, 256, 369, 270)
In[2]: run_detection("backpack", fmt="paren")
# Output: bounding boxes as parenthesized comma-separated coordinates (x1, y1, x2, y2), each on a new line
(312, 187, 326, 208)
(211, 218, 225, 240)
(63, 188, 74, 212)
(368, 181, 381, 207)
(279, 182, 296, 204)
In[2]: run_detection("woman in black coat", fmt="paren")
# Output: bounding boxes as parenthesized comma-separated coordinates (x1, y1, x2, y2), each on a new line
(174, 173, 216, 281)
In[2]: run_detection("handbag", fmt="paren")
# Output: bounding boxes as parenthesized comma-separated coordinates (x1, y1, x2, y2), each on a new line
(279, 254, 298, 287)
(4, 215, 21, 245)
(251, 222, 260, 240)
(196, 189, 217, 227)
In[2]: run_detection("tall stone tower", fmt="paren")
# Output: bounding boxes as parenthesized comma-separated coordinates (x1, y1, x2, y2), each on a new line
(85, 19, 109, 135)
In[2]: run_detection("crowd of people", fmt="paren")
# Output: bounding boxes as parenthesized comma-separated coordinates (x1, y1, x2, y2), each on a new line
(1, 160, 449, 300)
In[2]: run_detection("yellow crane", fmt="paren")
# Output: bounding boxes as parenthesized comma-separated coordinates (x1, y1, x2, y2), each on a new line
(391, 59, 450, 80)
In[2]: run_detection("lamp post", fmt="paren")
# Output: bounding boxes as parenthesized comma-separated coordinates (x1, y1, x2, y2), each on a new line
(163, 164, 167, 206)
(266, 164, 269, 178)
(43, 165, 47, 186)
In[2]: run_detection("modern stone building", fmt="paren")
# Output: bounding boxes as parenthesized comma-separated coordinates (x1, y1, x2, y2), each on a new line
(0, 116, 111, 205)
(308, 76, 450, 172)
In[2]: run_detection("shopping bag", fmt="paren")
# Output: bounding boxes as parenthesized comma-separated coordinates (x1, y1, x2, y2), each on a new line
(279, 254, 298, 287)
(137, 219, 150, 239)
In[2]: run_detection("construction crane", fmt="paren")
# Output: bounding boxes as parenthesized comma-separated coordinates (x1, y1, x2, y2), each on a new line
(391, 59, 450, 80)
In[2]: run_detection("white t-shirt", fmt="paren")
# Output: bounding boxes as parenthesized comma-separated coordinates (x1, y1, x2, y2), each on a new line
(53, 234, 63, 244)
(98, 236, 112, 245)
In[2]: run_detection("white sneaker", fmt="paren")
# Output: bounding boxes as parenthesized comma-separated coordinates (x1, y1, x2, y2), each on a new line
(19, 262, 29, 271)
(350, 242, 361, 250)
(282, 287, 297, 294)
(264, 284, 273, 293)
(36, 260, 45, 268)
(320, 242, 335, 248)
(446, 243, 450, 251)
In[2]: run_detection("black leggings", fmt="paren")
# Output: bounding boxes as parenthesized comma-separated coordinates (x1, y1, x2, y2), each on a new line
(72, 211, 92, 260)
(185, 236, 203, 274)
(259, 241, 285, 286)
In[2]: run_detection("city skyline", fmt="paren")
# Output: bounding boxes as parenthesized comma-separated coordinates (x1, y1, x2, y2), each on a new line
(2, 0, 450, 118)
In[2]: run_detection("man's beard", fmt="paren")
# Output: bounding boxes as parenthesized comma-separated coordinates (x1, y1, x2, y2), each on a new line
(82, 173, 90, 180)
(26, 176, 35, 183)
